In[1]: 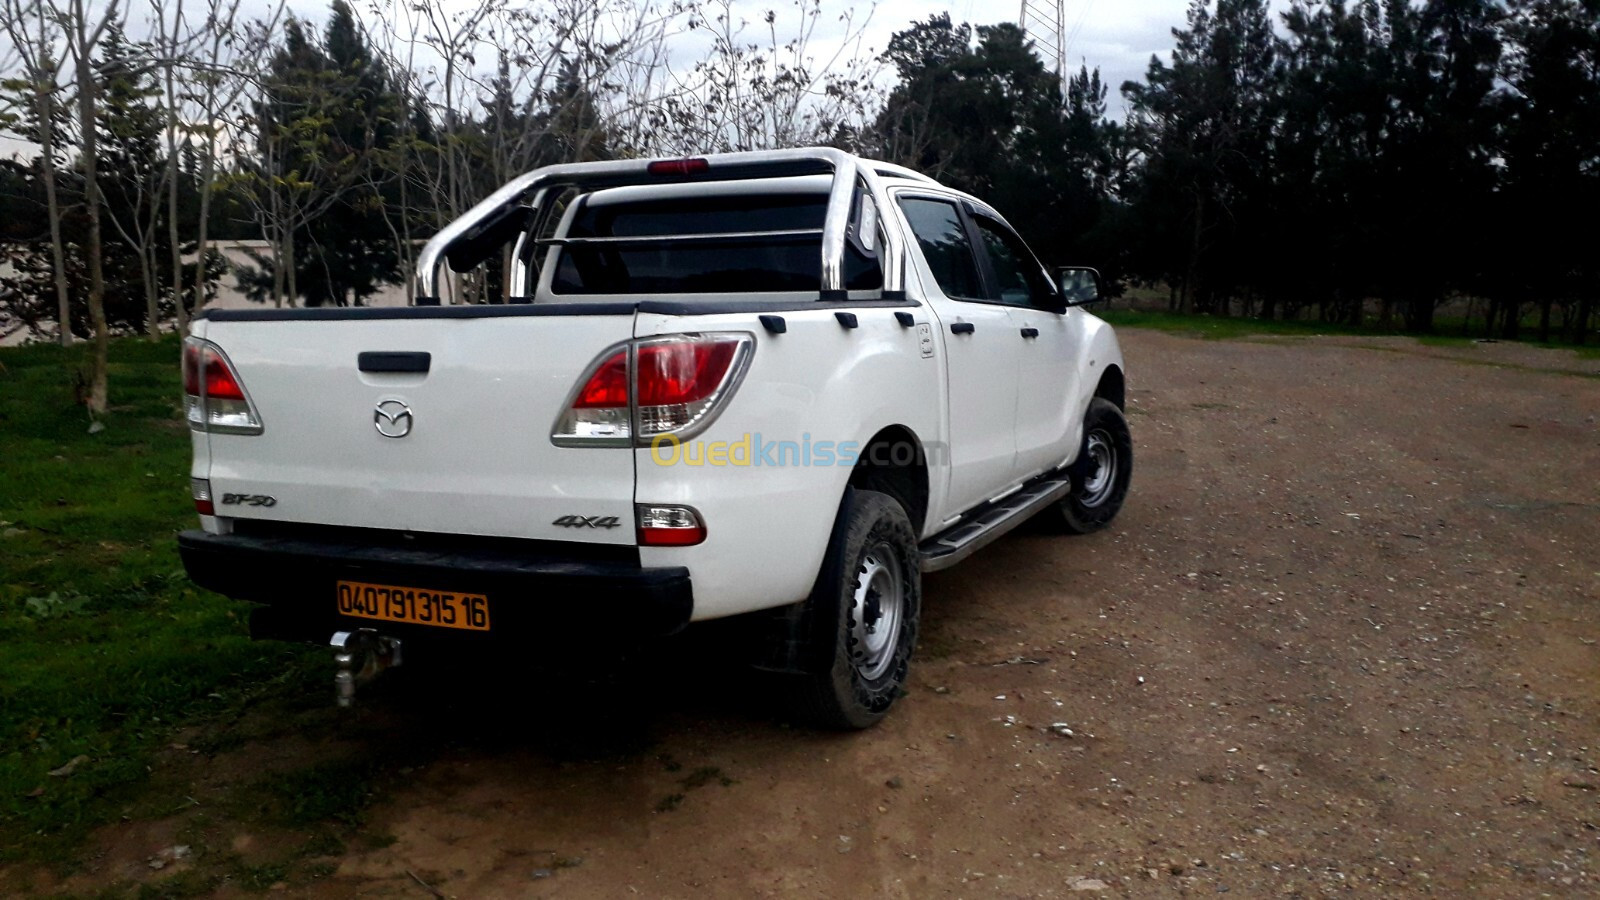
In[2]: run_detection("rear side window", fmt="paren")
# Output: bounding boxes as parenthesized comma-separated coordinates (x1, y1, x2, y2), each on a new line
(550, 194, 881, 295)
(897, 197, 983, 300)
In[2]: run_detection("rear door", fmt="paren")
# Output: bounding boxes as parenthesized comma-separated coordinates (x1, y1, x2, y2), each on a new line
(197, 308, 639, 544)
(895, 194, 1021, 517)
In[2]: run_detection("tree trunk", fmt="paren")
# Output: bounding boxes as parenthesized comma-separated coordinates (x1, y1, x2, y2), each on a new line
(143, 238, 161, 340)
(399, 142, 415, 306)
(1182, 193, 1204, 315)
(162, 38, 184, 335)
(195, 132, 216, 319)
(1501, 300, 1521, 340)
(501, 244, 513, 303)
(272, 230, 285, 308)
(1574, 296, 1592, 345)
(285, 233, 298, 306)
(140, 249, 159, 338)
(166, 120, 184, 334)
(75, 13, 109, 416)
(38, 93, 72, 346)
(1537, 296, 1552, 343)
(1406, 296, 1436, 334)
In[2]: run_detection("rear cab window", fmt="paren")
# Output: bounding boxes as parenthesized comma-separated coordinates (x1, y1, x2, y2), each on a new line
(543, 182, 882, 297)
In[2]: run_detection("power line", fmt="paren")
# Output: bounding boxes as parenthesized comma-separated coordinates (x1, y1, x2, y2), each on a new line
(1064, 0, 1096, 66)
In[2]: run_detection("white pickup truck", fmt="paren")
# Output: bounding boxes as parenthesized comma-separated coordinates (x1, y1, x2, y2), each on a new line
(177, 148, 1131, 729)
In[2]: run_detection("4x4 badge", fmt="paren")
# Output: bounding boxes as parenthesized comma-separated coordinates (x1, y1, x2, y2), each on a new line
(552, 515, 623, 529)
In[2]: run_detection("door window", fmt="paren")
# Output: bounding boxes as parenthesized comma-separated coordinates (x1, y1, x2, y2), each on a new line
(973, 216, 1054, 309)
(897, 197, 984, 300)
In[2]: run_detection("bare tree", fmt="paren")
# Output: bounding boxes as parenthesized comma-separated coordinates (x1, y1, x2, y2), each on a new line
(223, 12, 377, 308)
(638, 0, 885, 155)
(150, 0, 189, 332)
(97, 22, 174, 341)
(165, 0, 277, 326)
(1, 0, 74, 345)
(374, 0, 683, 303)
(362, 0, 429, 305)
(63, 0, 121, 416)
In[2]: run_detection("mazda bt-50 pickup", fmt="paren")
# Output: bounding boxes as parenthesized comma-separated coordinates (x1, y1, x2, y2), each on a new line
(177, 148, 1132, 729)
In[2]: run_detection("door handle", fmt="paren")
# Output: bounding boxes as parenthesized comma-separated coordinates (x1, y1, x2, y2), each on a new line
(950, 322, 976, 335)
(358, 351, 431, 373)
(1020, 327, 1039, 338)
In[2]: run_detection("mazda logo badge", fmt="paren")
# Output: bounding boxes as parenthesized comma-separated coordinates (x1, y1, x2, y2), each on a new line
(374, 400, 413, 438)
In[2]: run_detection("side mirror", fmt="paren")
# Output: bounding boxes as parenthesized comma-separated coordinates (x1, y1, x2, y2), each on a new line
(1057, 266, 1103, 308)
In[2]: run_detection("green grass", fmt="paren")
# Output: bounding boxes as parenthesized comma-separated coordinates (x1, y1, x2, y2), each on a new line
(1098, 308, 1372, 340)
(256, 758, 383, 829)
(0, 335, 314, 863)
(1099, 308, 1600, 359)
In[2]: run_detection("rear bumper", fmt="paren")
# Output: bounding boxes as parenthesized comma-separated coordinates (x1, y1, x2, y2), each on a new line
(177, 529, 693, 645)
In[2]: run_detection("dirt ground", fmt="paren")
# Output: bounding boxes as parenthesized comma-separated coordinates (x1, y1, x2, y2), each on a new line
(13, 331, 1600, 897)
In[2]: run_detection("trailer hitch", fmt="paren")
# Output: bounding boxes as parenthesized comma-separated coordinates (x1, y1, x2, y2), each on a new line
(329, 628, 403, 707)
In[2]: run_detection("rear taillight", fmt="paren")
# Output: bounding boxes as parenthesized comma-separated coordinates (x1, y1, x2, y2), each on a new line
(635, 337, 744, 437)
(183, 337, 263, 434)
(637, 504, 706, 546)
(552, 333, 752, 447)
(552, 347, 632, 445)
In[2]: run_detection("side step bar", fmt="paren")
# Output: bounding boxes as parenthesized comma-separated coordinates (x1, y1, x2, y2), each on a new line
(919, 474, 1073, 573)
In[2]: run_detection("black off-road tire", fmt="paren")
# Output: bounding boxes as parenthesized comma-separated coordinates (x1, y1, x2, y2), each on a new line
(786, 489, 921, 730)
(1057, 397, 1133, 534)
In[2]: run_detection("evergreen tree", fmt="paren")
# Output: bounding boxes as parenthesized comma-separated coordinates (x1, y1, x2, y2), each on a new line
(1500, 0, 1600, 341)
(873, 18, 1118, 269)
(239, 2, 402, 307)
(1123, 0, 1280, 315)
(298, 0, 402, 306)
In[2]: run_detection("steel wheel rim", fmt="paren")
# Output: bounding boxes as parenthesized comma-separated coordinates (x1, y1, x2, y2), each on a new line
(1080, 428, 1117, 508)
(850, 540, 904, 682)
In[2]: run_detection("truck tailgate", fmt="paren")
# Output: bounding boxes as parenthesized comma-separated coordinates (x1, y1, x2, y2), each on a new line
(195, 310, 636, 545)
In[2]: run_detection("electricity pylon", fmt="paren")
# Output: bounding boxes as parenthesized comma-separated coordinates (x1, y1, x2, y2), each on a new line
(1019, 0, 1067, 80)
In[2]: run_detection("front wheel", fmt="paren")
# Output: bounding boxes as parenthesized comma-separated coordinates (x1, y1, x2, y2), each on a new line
(785, 489, 921, 730)
(1056, 397, 1133, 534)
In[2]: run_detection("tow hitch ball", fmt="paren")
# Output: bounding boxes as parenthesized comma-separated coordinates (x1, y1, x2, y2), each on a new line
(330, 628, 403, 707)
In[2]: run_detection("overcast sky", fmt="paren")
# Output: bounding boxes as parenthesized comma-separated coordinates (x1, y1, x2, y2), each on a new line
(0, 0, 1194, 158)
(862, 0, 1186, 104)
(308, 0, 1195, 114)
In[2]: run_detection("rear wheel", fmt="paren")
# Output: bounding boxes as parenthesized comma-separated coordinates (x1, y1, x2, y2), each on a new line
(786, 489, 921, 730)
(1056, 397, 1133, 534)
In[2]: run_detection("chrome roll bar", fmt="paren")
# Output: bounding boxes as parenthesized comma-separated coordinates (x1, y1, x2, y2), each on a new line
(414, 147, 909, 303)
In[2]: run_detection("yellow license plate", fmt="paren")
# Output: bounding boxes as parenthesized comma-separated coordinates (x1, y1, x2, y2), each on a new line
(335, 580, 491, 632)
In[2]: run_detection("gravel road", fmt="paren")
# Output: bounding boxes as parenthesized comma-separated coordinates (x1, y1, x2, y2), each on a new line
(27, 330, 1600, 897)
